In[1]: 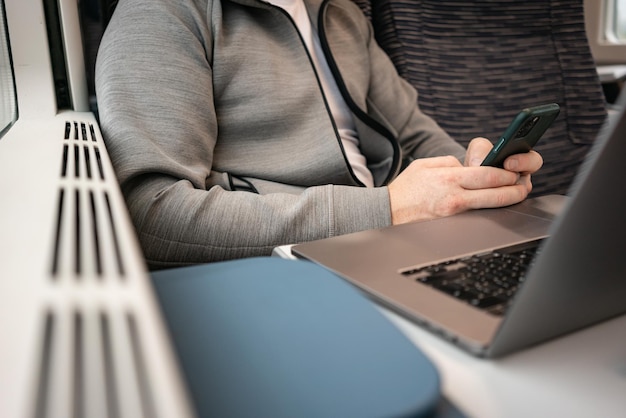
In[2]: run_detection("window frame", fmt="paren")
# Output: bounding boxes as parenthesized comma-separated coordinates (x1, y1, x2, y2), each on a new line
(0, 0, 17, 139)
(585, 0, 626, 65)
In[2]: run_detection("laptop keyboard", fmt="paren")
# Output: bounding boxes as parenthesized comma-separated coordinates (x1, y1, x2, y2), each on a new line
(401, 240, 542, 316)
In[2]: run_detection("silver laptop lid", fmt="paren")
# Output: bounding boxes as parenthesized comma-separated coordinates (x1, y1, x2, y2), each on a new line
(487, 93, 626, 356)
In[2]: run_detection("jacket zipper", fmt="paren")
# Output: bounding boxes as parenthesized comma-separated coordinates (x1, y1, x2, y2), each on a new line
(266, 2, 365, 186)
(316, 0, 401, 186)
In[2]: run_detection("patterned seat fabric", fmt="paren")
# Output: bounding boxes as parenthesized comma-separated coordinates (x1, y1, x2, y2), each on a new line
(355, 0, 607, 196)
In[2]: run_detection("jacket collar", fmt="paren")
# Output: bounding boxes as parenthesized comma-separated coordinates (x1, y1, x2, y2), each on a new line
(225, 0, 327, 20)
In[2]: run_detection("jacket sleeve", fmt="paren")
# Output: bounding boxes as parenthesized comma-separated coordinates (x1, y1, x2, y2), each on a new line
(96, 0, 391, 268)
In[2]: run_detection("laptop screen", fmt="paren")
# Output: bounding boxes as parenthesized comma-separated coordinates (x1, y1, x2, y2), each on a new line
(0, 0, 17, 139)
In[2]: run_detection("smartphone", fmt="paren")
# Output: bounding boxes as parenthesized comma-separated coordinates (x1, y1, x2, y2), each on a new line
(481, 103, 560, 167)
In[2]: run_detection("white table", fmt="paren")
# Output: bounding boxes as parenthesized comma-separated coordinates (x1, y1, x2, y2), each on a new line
(380, 307, 626, 418)
(597, 65, 626, 84)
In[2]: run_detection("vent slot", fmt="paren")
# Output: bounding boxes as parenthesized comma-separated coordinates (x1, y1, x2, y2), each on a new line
(74, 144, 80, 178)
(94, 146, 105, 180)
(33, 311, 55, 418)
(74, 189, 82, 275)
(127, 314, 157, 418)
(61, 144, 69, 177)
(104, 192, 125, 277)
(90, 124, 97, 142)
(84, 147, 92, 179)
(101, 313, 120, 418)
(73, 312, 85, 417)
(51, 189, 65, 278)
(32, 309, 158, 418)
(89, 191, 103, 276)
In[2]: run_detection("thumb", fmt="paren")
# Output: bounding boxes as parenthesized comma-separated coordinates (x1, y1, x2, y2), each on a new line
(465, 137, 494, 167)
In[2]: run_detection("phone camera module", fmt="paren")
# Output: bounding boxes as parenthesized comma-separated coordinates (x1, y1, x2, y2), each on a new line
(515, 116, 540, 139)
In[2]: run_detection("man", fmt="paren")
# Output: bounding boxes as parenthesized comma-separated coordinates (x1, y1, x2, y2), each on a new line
(96, 0, 541, 269)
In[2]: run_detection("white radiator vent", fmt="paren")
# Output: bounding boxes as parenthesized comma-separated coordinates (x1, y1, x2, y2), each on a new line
(0, 116, 193, 418)
(33, 308, 158, 418)
(34, 121, 161, 417)
(51, 121, 126, 280)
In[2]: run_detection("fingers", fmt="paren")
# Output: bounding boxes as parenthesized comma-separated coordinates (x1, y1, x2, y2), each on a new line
(503, 150, 543, 174)
(464, 137, 544, 176)
(517, 173, 533, 193)
(456, 166, 521, 190)
(465, 137, 493, 167)
(462, 183, 530, 211)
(407, 156, 522, 191)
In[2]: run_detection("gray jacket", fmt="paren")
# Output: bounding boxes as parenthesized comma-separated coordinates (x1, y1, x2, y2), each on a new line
(96, 0, 466, 268)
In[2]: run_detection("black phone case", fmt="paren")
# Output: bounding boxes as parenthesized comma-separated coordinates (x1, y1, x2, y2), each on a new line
(481, 103, 560, 167)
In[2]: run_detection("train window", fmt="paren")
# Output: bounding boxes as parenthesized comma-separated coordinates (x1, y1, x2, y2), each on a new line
(608, 0, 626, 41)
(586, 0, 626, 65)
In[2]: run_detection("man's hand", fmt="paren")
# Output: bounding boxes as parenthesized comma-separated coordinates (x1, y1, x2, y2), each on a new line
(388, 137, 543, 225)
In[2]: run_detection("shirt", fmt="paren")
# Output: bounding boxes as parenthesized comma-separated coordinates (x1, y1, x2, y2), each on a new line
(266, 0, 375, 187)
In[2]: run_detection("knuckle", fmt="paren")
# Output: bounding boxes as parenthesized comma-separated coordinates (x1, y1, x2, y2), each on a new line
(496, 193, 510, 207)
(439, 195, 464, 216)
(442, 155, 458, 165)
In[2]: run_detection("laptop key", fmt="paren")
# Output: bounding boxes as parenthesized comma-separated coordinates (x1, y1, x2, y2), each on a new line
(433, 282, 479, 302)
(471, 295, 506, 309)
(487, 303, 509, 316)
(416, 269, 465, 284)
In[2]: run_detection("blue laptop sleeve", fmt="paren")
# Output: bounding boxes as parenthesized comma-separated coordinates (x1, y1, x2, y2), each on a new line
(151, 257, 445, 418)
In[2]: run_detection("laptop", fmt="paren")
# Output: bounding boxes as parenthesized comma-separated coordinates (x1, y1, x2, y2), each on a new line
(292, 92, 626, 358)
